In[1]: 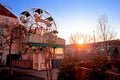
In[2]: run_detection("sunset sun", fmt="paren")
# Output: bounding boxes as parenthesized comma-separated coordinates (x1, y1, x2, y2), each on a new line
(78, 39, 84, 44)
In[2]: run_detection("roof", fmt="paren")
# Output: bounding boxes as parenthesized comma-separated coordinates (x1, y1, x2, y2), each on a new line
(26, 42, 65, 48)
(0, 3, 17, 18)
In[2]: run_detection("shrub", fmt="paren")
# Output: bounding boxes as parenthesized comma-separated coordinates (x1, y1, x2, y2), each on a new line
(88, 54, 110, 80)
(57, 53, 81, 80)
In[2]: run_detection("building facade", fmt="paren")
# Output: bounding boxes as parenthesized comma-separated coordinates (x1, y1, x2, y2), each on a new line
(0, 3, 19, 65)
(66, 40, 120, 61)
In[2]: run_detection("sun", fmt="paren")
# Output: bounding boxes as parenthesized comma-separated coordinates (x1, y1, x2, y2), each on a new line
(78, 39, 84, 44)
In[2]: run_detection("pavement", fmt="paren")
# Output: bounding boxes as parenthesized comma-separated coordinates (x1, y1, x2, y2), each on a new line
(0, 67, 58, 80)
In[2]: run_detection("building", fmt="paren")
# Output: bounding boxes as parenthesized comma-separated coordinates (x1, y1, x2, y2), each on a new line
(92, 40, 120, 58)
(66, 40, 120, 60)
(0, 3, 19, 65)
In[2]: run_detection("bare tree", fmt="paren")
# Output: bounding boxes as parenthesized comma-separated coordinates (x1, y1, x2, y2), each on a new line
(69, 32, 93, 53)
(0, 22, 27, 75)
(96, 15, 117, 53)
(69, 32, 81, 44)
(69, 32, 93, 44)
(41, 30, 58, 80)
(80, 33, 93, 44)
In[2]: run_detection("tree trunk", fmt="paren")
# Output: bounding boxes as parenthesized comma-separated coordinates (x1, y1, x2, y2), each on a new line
(9, 44, 13, 75)
(9, 36, 13, 75)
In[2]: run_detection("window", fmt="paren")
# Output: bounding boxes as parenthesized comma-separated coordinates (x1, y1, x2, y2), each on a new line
(55, 48, 64, 54)
(0, 41, 2, 46)
(4, 18, 9, 23)
(0, 28, 3, 35)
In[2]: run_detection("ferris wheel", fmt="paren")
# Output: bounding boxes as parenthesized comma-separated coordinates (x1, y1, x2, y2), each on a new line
(19, 8, 58, 35)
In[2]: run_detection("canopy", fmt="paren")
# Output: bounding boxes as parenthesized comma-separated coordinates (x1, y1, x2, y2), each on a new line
(30, 43, 65, 48)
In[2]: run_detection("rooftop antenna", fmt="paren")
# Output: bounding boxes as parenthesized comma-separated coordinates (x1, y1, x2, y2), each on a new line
(93, 30, 96, 42)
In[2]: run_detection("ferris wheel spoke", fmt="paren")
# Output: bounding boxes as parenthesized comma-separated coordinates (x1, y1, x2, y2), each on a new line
(19, 8, 57, 36)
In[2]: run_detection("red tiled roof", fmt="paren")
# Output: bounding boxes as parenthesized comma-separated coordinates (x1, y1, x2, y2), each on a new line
(0, 4, 17, 18)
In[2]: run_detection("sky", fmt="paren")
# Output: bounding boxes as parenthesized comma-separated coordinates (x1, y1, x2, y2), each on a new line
(0, 0, 120, 44)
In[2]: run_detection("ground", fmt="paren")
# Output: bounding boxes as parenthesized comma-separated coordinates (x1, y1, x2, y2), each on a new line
(0, 69, 44, 80)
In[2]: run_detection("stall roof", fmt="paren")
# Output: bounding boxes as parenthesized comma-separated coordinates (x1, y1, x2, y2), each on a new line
(30, 43, 65, 48)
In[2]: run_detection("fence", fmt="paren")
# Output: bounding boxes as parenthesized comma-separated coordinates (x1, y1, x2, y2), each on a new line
(75, 67, 120, 80)
(106, 71, 120, 80)
(12, 60, 32, 69)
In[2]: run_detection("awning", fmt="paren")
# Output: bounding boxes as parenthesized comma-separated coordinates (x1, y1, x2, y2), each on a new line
(30, 43, 65, 48)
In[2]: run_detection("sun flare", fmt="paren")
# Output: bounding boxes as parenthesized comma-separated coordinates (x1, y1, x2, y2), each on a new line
(78, 39, 84, 44)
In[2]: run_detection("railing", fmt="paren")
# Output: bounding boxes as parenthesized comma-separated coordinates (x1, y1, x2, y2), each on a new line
(75, 67, 120, 80)
(12, 60, 33, 69)
(29, 34, 65, 45)
(74, 67, 91, 80)
(106, 71, 120, 80)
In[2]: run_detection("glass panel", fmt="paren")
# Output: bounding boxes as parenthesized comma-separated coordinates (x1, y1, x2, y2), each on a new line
(55, 48, 63, 54)
(0, 41, 2, 46)
(0, 28, 3, 34)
